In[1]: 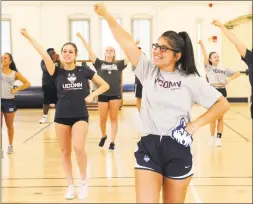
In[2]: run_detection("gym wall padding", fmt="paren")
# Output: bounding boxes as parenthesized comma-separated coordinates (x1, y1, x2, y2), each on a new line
(15, 86, 44, 108)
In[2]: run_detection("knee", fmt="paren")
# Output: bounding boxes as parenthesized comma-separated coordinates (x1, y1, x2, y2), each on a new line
(73, 145, 84, 156)
(6, 123, 14, 130)
(100, 117, 107, 124)
(218, 117, 224, 122)
(60, 148, 71, 159)
(110, 119, 118, 125)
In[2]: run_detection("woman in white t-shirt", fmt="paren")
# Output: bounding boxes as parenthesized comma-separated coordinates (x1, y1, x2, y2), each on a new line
(199, 40, 241, 147)
(93, 3, 230, 203)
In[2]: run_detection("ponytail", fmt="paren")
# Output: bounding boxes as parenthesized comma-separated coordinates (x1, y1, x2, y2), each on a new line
(178, 32, 200, 76)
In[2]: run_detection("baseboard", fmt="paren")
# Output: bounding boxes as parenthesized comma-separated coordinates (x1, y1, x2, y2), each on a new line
(227, 97, 249, 103)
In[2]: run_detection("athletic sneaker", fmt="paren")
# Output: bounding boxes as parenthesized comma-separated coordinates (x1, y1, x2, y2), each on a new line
(39, 115, 48, 124)
(215, 138, 222, 147)
(208, 136, 215, 146)
(78, 182, 88, 200)
(7, 145, 13, 154)
(65, 185, 75, 200)
(109, 142, 115, 150)
(98, 136, 107, 147)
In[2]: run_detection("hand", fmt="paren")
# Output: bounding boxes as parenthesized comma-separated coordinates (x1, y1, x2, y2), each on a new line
(198, 40, 203, 44)
(93, 2, 109, 17)
(20, 28, 30, 38)
(185, 121, 201, 135)
(212, 20, 222, 27)
(226, 77, 232, 85)
(85, 93, 95, 103)
(76, 32, 82, 39)
(11, 88, 18, 94)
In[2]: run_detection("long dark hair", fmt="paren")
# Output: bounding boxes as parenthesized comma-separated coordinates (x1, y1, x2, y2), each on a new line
(160, 31, 200, 76)
(208, 52, 216, 65)
(5, 53, 18, 72)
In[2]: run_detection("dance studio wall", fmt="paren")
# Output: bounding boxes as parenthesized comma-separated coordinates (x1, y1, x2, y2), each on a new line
(2, 1, 252, 99)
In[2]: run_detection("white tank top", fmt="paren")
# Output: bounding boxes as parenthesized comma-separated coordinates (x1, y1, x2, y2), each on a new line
(1, 70, 16, 99)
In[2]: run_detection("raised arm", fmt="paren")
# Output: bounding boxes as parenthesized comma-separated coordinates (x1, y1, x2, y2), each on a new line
(93, 3, 141, 67)
(76, 32, 97, 64)
(198, 40, 209, 66)
(212, 20, 247, 58)
(20, 28, 55, 75)
(123, 40, 141, 66)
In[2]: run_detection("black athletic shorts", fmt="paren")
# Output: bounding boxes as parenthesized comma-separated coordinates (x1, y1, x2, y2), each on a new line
(135, 84, 143, 99)
(42, 84, 58, 105)
(1, 99, 17, 113)
(54, 117, 88, 127)
(215, 87, 227, 98)
(98, 95, 121, 102)
(134, 134, 194, 179)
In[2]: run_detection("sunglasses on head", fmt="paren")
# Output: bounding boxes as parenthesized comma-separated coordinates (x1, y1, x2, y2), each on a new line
(152, 43, 180, 53)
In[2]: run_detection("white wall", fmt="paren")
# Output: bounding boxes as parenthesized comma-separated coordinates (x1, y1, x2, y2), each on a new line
(2, 1, 252, 94)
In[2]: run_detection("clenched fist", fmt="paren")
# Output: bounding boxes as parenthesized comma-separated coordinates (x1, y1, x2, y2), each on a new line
(93, 2, 109, 17)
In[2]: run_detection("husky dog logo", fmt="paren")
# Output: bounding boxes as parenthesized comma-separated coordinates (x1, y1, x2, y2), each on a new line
(169, 118, 193, 147)
(67, 73, 76, 83)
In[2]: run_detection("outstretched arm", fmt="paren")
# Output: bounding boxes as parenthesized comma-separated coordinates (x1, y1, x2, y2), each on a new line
(76, 32, 97, 63)
(212, 20, 247, 58)
(93, 3, 141, 68)
(20, 28, 55, 75)
(198, 40, 209, 66)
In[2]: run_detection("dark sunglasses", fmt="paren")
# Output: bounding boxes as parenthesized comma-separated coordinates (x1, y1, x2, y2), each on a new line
(152, 43, 180, 53)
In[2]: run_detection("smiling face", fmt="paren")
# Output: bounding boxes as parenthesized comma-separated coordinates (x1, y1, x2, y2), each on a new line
(1, 53, 12, 67)
(152, 37, 181, 70)
(61, 43, 78, 64)
(209, 52, 220, 66)
(104, 46, 115, 62)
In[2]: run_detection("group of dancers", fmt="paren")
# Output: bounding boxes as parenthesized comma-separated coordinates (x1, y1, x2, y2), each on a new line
(1, 2, 252, 202)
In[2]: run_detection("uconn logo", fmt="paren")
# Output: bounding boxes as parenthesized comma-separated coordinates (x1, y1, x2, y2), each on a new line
(213, 69, 226, 75)
(155, 74, 181, 90)
(168, 118, 193, 147)
(62, 73, 83, 90)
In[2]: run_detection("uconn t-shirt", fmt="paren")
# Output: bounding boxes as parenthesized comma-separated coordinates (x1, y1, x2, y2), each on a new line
(53, 66, 95, 118)
(134, 53, 221, 146)
(204, 64, 235, 85)
(93, 59, 127, 96)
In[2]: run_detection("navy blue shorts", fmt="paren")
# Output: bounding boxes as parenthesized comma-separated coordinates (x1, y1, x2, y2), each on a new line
(134, 135, 194, 179)
(1, 99, 17, 113)
(98, 95, 121, 102)
(54, 117, 89, 127)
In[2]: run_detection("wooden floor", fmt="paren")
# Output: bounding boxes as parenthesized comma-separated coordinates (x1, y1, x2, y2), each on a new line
(1, 103, 252, 203)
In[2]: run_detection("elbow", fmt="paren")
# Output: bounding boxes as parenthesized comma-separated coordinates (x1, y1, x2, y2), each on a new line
(26, 82, 31, 88)
(105, 83, 110, 91)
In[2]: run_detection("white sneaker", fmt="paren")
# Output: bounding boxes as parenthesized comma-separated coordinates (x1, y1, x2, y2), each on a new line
(215, 138, 222, 147)
(1, 149, 4, 158)
(39, 115, 48, 124)
(208, 137, 215, 146)
(78, 182, 88, 200)
(64, 185, 75, 200)
(7, 145, 13, 154)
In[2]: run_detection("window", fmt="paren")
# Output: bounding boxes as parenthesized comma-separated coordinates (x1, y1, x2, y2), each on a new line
(132, 19, 151, 59)
(100, 18, 121, 60)
(1, 19, 11, 54)
(70, 19, 90, 60)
